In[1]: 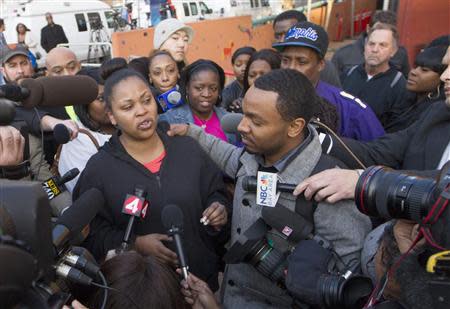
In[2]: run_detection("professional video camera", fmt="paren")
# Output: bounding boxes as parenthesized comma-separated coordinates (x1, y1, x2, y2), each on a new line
(355, 162, 450, 308)
(223, 199, 373, 308)
(0, 179, 105, 309)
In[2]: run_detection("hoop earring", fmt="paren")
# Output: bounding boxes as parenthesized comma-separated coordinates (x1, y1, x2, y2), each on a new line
(427, 85, 441, 100)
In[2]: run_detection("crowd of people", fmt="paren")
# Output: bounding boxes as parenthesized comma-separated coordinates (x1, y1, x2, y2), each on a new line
(0, 7, 449, 309)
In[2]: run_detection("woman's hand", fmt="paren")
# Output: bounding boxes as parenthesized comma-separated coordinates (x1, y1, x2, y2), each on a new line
(228, 98, 242, 113)
(167, 124, 189, 137)
(135, 233, 178, 265)
(201, 202, 227, 231)
(178, 270, 221, 309)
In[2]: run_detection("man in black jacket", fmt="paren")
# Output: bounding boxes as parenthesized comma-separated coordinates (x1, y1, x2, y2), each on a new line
(332, 10, 410, 82)
(294, 46, 450, 204)
(40, 13, 68, 53)
(342, 23, 407, 128)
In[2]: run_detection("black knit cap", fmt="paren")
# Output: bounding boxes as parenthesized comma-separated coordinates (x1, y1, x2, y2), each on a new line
(415, 45, 447, 74)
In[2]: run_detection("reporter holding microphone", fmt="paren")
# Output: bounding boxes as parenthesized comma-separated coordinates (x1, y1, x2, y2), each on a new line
(73, 58, 230, 292)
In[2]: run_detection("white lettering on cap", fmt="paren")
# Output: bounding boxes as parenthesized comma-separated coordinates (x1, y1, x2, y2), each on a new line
(286, 27, 318, 41)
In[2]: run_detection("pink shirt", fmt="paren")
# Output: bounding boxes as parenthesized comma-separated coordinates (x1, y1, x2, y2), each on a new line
(193, 112, 228, 142)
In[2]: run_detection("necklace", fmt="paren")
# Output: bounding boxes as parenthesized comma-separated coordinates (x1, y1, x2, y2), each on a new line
(195, 112, 213, 129)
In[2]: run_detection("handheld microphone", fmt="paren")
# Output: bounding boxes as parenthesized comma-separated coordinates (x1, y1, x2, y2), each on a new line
(53, 123, 72, 145)
(52, 187, 104, 255)
(19, 75, 98, 108)
(261, 206, 313, 243)
(220, 113, 243, 134)
(42, 168, 80, 216)
(119, 186, 148, 252)
(242, 176, 297, 193)
(161, 204, 189, 281)
(157, 86, 183, 112)
(0, 84, 30, 102)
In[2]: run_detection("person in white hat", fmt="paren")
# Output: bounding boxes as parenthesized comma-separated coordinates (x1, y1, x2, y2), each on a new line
(153, 18, 194, 70)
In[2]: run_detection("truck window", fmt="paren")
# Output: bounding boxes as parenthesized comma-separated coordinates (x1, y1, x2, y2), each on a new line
(250, 0, 260, 8)
(87, 12, 103, 30)
(199, 2, 210, 15)
(75, 13, 87, 32)
(261, 0, 270, 6)
(104, 11, 115, 29)
(183, 3, 190, 16)
(190, 2, 198, 16)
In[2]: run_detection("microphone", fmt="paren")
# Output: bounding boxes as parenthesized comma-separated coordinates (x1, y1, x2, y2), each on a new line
(42, 168, 80, 216)
(161, 204, 189, 281)
(119, 186, 148, 252)
(19, 75, 98, 108)
(242, 176, 297, 193)
(261, 206, 313, 243)
(0, 84, 30, 102)
(167, 90, 182, 105)
(52, 187, 104, 255)
(220, 113, 243, 134)
(53, 123, 72, 145)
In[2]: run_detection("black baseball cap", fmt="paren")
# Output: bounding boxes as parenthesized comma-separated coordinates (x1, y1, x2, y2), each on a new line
(273, 21, 329, 59)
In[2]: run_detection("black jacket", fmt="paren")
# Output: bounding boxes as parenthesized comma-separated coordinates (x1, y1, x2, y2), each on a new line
(332, 34, 410, 82)
(326, 100, 450, 171)
(73, 126, 230, 291)
(40, 23, 68, 52)
(342, 64, 408, 128)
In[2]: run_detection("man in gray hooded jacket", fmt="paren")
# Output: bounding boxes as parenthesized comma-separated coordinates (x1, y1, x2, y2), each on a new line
(168, 69, 371, 308)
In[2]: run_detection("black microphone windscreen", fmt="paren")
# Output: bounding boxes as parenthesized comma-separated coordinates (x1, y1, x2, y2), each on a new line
(58, 168, 80, 185)
(242, 176, 257, 192)
(221, 113, 243, 134)
(0, 84, 29, 102)
(261, 206, 313, 243)
(53, 123, 72, 145)
(161, 204, 184, 230)
(56, 188, 104, 236)
(20, 75, 98, 108)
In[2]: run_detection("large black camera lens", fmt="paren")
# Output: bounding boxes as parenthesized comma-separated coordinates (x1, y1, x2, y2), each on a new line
(355, 166, 437, 221)
(318, 274, 373, 308)
(246, 238, 287, 285)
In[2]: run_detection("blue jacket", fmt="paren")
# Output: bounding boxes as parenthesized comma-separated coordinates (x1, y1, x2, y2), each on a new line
(159, 103, 238, 145)
(316, 81, 385, 141)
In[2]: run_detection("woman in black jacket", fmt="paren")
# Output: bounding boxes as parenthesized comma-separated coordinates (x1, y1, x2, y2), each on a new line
(73, 58, 230, 291)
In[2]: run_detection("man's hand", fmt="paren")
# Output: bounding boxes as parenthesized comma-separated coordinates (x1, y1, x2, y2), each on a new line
(293, 168, 360, 203)
(135, 233, 178, 265)
(393, 220, 426, 254)
(0, 126, 25, 166)
(228, 98, 243, 113)
(40, 116, 79, 140)
(166, 124, 189, 137)
(179, 270, 221, 309)
(63, 300, 89, 309)
(201, 202, 227, 231)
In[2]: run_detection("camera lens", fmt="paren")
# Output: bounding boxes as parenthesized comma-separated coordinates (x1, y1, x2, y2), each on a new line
(355, 166, 436, 221)
(247, 239, 287, 285)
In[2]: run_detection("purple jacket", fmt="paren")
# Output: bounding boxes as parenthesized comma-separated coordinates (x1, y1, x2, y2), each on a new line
(316, 81, 385, 141)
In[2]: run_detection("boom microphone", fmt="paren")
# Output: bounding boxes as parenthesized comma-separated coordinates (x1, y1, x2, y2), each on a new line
(220, 112, 243, 134)
(19, 75, 98, 108)
(161, 204, 189, 280)
(242, 176, 297, 193)
(0, 84, 30, 102)
(52, 187, 104, 255)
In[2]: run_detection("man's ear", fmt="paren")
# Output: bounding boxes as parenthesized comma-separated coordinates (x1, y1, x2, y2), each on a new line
(318, 58, 326, 73)
(288, 117, 306, 138)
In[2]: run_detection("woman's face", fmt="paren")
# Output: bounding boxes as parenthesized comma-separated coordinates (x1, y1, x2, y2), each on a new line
(160, 30, 190, 62)
(18, 24, 26, 34)
(407, 66, 441, 93)
(233, 54, 251, 83)
(187, 70, 220, 115)
(149, 54, 179, 93)
(88, 85, 110, 127)
(247, 59, 272, 88)
(108, 77, 158, 141)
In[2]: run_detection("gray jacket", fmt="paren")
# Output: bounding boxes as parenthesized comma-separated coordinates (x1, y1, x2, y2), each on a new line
(159, 104, 237, 145)
(186, 125, 372, 308)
